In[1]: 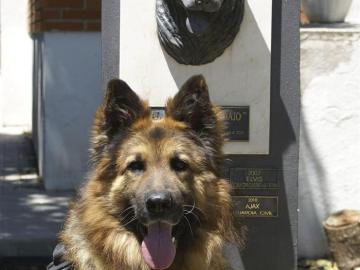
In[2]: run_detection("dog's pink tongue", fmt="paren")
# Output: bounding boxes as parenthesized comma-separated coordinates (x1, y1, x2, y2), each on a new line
(141, 222, 176, 270)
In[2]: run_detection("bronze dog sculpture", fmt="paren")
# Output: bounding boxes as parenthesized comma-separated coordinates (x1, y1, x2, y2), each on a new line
(156, 0, 245, 65)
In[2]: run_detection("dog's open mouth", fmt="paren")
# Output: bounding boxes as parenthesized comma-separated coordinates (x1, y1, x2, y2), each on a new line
(140, 222, 176, 270)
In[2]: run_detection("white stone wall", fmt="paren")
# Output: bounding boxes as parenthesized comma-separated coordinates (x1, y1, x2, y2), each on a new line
(0, 0, 33, 129)
(119, 0, 272, 155)
(299, 28, 360, 258)
(34, 32, 102, 190)
(347, 0, 360, 23)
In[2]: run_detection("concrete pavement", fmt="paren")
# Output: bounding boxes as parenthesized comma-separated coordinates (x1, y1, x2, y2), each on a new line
(0, 128, 74, 258)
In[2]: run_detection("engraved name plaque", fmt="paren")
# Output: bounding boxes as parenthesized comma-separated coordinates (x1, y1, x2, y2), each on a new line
(151, 106, 250, 143)
(233, 196, 278, 218)
(229, 168, 280, 189)
(222, 106, 249, 141)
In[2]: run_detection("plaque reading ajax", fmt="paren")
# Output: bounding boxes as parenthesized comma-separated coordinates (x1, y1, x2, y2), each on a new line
(229, 168, 280, 189)
(222, 106, 249, 141)
(233, 196, 278, 218)
(151, 107, 165, 120)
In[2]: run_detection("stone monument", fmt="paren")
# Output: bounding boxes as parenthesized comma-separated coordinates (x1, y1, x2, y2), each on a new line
(102, 0, 299, 269)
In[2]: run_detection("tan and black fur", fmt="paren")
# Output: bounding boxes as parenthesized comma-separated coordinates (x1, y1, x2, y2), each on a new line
(60, 75, 239, 270)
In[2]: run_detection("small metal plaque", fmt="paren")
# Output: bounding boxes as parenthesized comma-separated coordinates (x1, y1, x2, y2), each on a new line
(233, 196, 278, 218)
(151, 106, 250, 143)
(222, 106, 249, 141)
(151, 107, 165, 120)
(229, 168, 280, 189)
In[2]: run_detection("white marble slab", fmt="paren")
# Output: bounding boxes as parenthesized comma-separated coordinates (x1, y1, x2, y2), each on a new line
(119, 0, 272, 154)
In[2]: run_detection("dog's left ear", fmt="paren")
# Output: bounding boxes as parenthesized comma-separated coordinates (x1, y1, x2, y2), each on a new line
(166, 75, 224, 168)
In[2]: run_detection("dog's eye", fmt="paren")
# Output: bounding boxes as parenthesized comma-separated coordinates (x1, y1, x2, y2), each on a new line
(127, 161, 145, 172)
(170, 158, 188, 172)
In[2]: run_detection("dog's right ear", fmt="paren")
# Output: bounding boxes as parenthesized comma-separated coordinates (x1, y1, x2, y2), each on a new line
(102, 79, 148, 135)
(91, 79, 149, 161)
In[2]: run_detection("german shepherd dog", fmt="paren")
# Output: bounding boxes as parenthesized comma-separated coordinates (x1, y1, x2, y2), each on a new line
(60, 75, 239, 270)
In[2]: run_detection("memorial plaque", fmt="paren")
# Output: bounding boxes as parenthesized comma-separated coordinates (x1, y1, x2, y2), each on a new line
(151, 106, 250, 143)
(222, 106, 249, 141)
(229, 168, 280, 189)
(233, 196, 278, 218)
(151, 107, 165, 120)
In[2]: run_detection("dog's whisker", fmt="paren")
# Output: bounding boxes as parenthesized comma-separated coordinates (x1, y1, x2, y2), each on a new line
(185, 211, 202, 227)
(184, 206, 207, 219)
(183, 202, 195, 214)
(122, 217, 138, 227)
(120, 209, 135, 221)
(183, 203, 198, 213)
(184, 215, 194, 238)
(119, 205, 135, 216)
(119, 208, 136, 223)
(120, 214, 136, 224)
(185, 195, 207, 216)
(120, 211, 135, 222)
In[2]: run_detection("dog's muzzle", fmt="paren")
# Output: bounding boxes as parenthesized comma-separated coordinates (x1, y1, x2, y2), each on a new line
(139, 191, 183, 270)
(141, 191, 183, 225)
(180, 0, 224, 12)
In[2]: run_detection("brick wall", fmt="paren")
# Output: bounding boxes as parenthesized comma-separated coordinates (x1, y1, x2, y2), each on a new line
(29, 0, 101, 33)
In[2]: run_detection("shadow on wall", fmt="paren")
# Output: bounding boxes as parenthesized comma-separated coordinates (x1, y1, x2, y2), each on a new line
(298, 116, 330, 258)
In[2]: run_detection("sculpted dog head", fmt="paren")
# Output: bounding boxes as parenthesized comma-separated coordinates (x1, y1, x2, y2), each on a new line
(179, 0, 225, 12)
(62, 75, 239, 270)
(156, 0, 244, 65)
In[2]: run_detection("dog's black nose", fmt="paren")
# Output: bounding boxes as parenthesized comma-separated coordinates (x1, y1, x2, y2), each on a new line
(146, 192, 173, 214)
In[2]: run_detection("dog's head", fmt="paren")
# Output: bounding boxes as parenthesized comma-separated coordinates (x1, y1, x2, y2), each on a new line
(90, 75, 236, 269)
